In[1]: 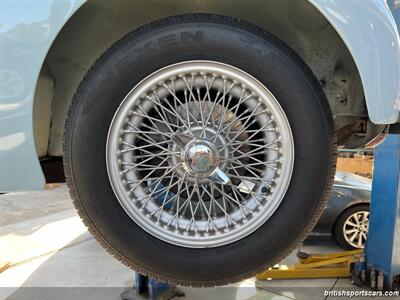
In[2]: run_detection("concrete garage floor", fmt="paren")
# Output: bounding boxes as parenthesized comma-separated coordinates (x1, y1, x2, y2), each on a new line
(0, 185, 373, 300)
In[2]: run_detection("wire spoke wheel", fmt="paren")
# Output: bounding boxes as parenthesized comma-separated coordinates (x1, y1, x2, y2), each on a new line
(107, 61, 294, 248)
(343, 211, 369, 249)
(66, 16, 336, 284)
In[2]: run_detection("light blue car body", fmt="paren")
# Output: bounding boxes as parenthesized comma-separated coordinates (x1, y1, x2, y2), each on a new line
(0, 0, 399, 192)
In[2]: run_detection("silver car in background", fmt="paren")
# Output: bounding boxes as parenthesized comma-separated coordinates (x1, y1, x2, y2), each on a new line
(314, 172, 371, 250)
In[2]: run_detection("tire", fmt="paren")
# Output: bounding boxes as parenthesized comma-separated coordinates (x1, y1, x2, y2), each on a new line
(64, 14, 336, 286)
(333, 204, 369, 250)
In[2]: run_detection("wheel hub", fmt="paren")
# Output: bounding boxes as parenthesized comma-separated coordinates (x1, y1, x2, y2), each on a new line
(182, 140, 219, 177)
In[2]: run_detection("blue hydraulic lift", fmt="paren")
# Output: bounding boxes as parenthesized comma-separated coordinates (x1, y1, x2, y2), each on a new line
(361, 124, 400, 290)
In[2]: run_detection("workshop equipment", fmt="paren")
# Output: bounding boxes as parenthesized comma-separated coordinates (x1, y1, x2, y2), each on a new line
(257, 123, 400, 291)
(356, 124, 400, 290)
(256, 249, 362, 280)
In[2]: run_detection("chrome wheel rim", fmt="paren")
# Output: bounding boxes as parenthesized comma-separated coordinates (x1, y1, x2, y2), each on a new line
(343, 210, 369, 249)
(106, 61, 294, 248)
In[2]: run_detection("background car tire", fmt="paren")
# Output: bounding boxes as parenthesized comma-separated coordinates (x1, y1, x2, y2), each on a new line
(333, 204, 369, 250)
(64, 14, 336, 286)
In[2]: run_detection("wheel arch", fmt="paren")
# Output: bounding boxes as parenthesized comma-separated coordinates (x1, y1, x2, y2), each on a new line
(309, 0, 400, 125)
(27, 0, 398, 188)
(34, 0, 371, 159)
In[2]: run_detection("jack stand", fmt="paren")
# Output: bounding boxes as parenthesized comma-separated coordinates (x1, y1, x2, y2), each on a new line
(120, 272, 185, 300)
(353, 124, 400, 290)
(256, 249, 362, 280)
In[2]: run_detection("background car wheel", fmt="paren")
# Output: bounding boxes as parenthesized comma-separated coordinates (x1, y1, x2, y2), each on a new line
(333, 204, 369, 250)
(64, 14, 336, 286)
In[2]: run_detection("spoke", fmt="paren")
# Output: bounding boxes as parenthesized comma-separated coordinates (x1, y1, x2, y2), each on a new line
(345, 229, 358, 235)
(236, 121, 276, 145)
(136, 165, 177, 171)
(167, 191, 187, 228)
(362, 212, 369, 223)
(231, 146, 268, 160)
(352, 215, 361, 225)
(206, 182, 235, 227)
(218, 97, 256, 135)
(220, 107, 267, 129)
(126, 175, 174, 184)
(225, 138, 266, 147)
(145, 93, 191, 132)
(132, 111, 181, 130)
(213, 95, 233, 142)
(121, 154, 169, 174)
(196, 86, 206, 128)
(201, 185, 216, 220)
(346, 220, 358, 227)
(213, 184, 248, 218)
(228, 160, 272, 169)
(127, 123, 170, 148)
(124, 129, 168, 136)
(183, 76, 204, 127)
(128, 156, 171, 192)
(349, 231, 358, 242)
(227, 162, 263, 178)
(202, 81, 236, 136)
(123, 150, 177, 161)
(357, 233, 363, 247)
(222, 152, 279, 165)
(139, 103, 174, 133)
(229, 137, 279, 155)
(219, 103, 262, 151)
(200, 75, 216, 132)
(128, 121, 172, 139)
(162, 82, 198, 128)
(121, 140, 170, 153)
(151, 93, 175, 130)
(152, 175, 182, 219)
(195, 179, 217, 232)
(170, 79, 180, 126)
(182, 75, 205, 128)
(136, 147, 175, 157)
(185, 181, 200, 233)
(166, 179, 193, 227)
(224, 156, 279, 172)
(215, 88, 250, 132)
(129, 135, 171, 153)
(139, 166, 182, 209)
(183, 89, 193, 130)
(182, 90, 202, 127)
(219, 108, 251, 137)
